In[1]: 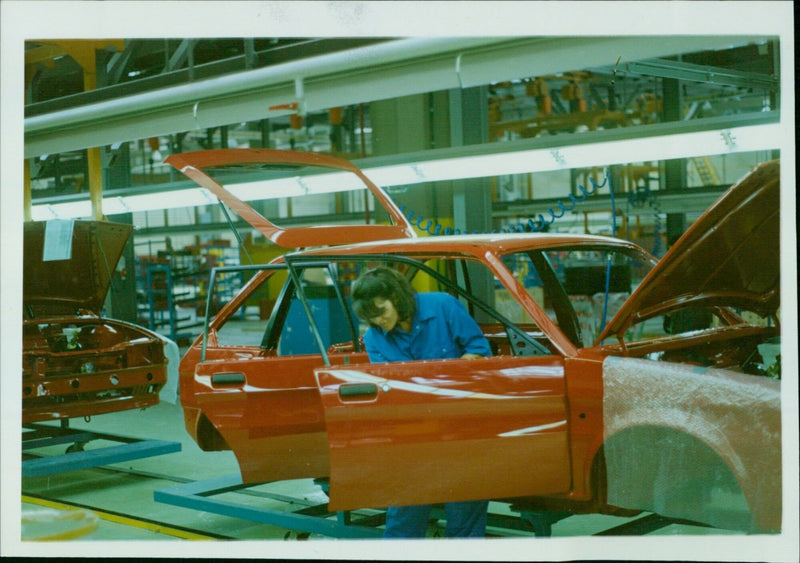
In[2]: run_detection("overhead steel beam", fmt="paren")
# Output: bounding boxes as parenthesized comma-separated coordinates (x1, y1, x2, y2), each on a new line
(25, 35, 763, 158)
(106, 40, 138, 85)
(164, 39, 197, 73)
(351, 111, 780, 172)
(127, 189, 728, 239)
(623, 58, 778, 90)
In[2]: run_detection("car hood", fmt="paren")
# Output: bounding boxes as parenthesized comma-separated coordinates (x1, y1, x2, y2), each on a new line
(24, 220, 133, 317)
(598, 159, 780, 342)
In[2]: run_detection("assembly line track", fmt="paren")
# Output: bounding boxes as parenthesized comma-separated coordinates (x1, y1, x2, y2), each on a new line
(22, 460, 711, 539)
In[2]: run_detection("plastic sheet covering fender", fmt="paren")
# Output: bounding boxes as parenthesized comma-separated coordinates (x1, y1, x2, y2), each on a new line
(157, 334, 180, 405)
(602, 356, 781, 532)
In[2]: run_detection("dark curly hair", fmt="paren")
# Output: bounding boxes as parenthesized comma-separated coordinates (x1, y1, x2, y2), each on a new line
(351, 266, 416, 325)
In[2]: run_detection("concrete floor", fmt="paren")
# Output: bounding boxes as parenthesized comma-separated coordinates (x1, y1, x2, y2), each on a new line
(21, 398, 746, 545)
(22, 400, 324, 541)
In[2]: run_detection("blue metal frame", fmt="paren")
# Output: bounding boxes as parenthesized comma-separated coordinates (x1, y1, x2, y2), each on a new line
(153, 474, 572, 538)
(154, 473, 385, 539)
(22, 423, 181, 478)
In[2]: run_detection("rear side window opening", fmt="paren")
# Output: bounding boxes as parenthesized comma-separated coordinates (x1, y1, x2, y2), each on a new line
(202, 245, 775, 372)
(206, 255, 557, 360)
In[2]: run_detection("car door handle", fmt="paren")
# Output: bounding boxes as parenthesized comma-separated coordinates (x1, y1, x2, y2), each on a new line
(211, 372, 246, 386)
(338, 383, 378, 399)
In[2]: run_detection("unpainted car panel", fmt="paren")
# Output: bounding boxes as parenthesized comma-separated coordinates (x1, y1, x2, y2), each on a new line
(602, 356, 781, 532)
(22, 220, 167, 423)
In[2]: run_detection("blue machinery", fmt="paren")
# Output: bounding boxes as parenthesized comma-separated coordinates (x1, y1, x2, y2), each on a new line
(22, 422, 181, 478)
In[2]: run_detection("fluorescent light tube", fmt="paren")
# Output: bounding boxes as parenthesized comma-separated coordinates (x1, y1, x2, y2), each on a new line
(30, 122, 782, 220)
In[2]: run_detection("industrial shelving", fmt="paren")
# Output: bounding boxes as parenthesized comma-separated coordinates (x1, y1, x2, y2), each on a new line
(135, 241, 242, 343)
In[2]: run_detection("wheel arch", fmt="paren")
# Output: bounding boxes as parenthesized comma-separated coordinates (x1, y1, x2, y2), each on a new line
(592, 421, 755, 532)
(194, 409, 231, 451)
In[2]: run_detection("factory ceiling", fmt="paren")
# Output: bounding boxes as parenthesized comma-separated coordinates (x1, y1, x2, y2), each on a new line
(22, 35, 781, 224)
(24, 36, 778, 158)
(25, 38, 390, 110)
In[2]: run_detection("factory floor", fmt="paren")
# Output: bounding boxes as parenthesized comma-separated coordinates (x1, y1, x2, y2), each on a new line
(22, 400, 324, 541)
(20, 399, 745, 550)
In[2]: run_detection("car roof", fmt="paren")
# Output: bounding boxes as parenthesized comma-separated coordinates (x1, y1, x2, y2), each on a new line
(292, 232, 646, 258)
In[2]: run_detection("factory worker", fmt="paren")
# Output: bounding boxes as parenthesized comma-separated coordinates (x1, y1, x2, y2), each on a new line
(351, 266, 491, 538)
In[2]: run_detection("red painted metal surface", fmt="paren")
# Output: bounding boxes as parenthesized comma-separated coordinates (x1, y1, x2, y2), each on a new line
(317, 356, 571, 508)
(164, 148, 415, 248)
(170, 150, 782, 532)
(24, 220, 131, 315)
(22, 220, 167, 423)
(598, 160, 780, 341)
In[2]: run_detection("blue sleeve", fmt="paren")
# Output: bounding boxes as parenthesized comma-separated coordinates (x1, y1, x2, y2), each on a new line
(363, 329, 389, 363)
(443, 295, 493, 357)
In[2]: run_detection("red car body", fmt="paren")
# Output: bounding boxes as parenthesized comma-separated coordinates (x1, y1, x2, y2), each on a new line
(168, 149, 781, 533)
(22, 220, 167, 423)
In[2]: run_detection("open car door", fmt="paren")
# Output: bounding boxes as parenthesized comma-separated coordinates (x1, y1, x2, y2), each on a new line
(166, 149, 417, 484)
(184, 260, 375, 484)
(316, 355, 571, 511)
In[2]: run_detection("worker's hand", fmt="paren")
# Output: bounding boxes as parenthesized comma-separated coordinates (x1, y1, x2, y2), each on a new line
(460, 353, 484, 360)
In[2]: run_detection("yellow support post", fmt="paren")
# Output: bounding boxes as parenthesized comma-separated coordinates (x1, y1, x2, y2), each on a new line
(53, 40, 124, 221)
(24, 158, 32, 221)
(25, 40, 124, 221)
(87, 148, 104, 220)
(71, 42, 105, 221)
